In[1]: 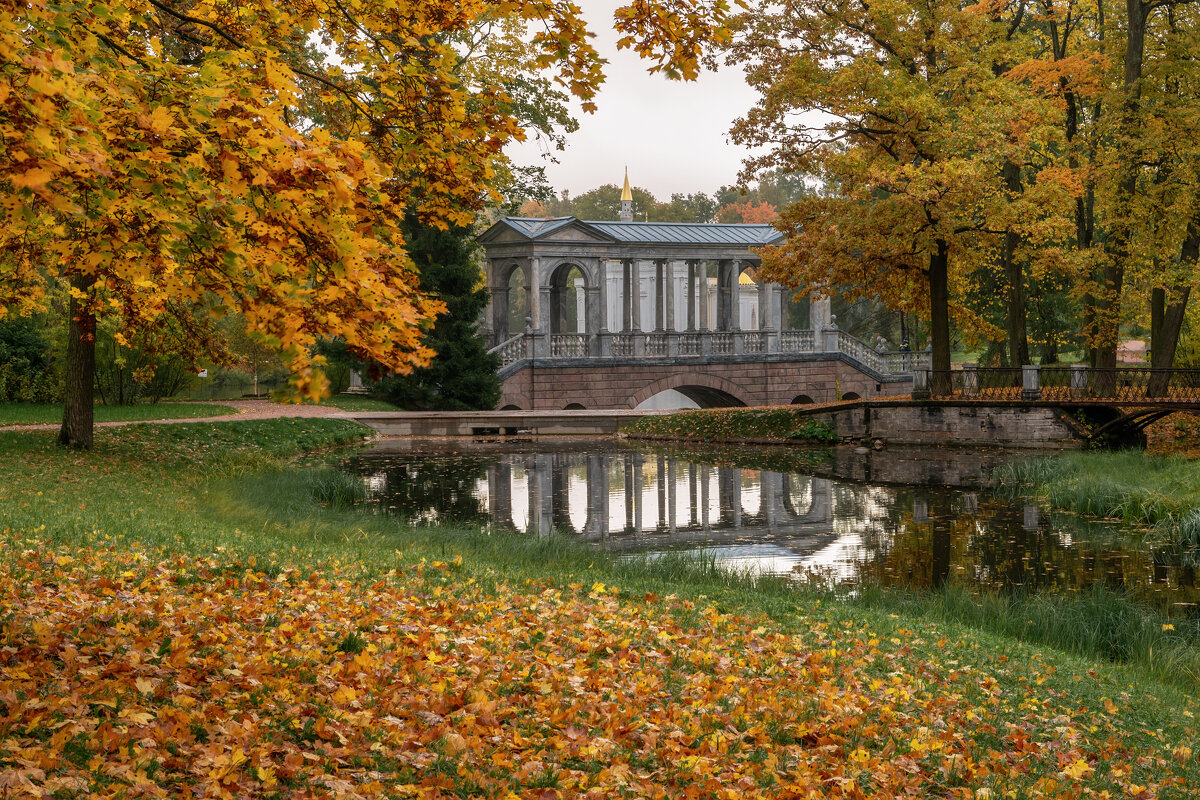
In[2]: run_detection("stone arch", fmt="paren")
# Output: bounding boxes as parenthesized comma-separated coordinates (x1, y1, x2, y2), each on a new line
(841, 391, 861, 401)
(564, 402, 585, 410)
(500, 403, 521, 411)
(495, 262, 529, 336)
(791, 394, 815, 405)
(547, 261, 591, 334)
(629, 372, 750, 409)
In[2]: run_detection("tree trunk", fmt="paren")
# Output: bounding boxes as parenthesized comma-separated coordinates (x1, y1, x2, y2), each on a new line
(1002, 162, 1029, 368)
(1095, 0, 1148, 370)
(58, 274, 96, 449)
(1147, 221, 1198, 395)
(929, 240, 951, 395)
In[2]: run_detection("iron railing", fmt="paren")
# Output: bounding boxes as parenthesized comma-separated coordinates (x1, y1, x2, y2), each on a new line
(925, 367, 1200, 402)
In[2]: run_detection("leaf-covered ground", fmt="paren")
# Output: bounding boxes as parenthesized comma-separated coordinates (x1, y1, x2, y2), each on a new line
(3, 540, 1197, 799)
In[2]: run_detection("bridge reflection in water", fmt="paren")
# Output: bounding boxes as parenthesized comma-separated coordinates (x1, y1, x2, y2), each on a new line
(344, 445, 1200, 611)
(486, 453, 847, 573)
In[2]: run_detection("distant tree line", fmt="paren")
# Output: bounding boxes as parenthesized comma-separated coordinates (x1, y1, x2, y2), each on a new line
(518, 169, 811, 224)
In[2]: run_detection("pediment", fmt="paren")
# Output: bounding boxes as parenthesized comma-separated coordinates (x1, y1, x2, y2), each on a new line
(477, 217, 619, 246)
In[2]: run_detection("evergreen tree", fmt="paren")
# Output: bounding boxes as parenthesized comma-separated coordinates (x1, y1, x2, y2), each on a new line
(371, 218, 500, 410)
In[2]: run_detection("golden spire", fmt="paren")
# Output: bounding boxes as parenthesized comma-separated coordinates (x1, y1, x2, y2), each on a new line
(621, 167, 632, 202)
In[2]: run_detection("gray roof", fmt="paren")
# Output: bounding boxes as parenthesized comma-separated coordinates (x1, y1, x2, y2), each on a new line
(483, 216, 784, 247)
(586, 220, 783, 245)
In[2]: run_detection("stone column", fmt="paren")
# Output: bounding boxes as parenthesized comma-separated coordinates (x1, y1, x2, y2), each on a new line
(715, 260, 729, 331)
(490, 287, 508, 345)
(624, 261, 633, 333)
(654, 260, 665, 331)
(724, 262, 734, 331)
(597, 259, 609, 333)
(574, 277, 586, 333)
(529, 257, 541, 330)
(631, 259, 642, 332)
(665, 260, 676, 331)
(699, 262, 710, 331)
(686, 261, 697, 331)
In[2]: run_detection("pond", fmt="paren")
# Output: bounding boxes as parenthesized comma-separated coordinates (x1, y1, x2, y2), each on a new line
(339, 440, 1200, 615)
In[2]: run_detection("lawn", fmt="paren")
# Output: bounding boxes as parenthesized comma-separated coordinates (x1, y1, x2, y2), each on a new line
(307, 394, 401, 412)
(0, 401, 236, 426)
(2, 420, 1198, 798)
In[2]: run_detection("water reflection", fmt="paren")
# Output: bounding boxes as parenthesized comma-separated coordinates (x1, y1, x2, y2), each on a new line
(340, 443, 1200, 613)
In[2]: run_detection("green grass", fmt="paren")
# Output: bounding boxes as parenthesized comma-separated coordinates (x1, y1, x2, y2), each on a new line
(625, 406, 839, 443)
(306, 394, 400, 412)
(996, 450, 1200, 547)
(2, 420, 1198, 795)
(0, 401, 237, 426)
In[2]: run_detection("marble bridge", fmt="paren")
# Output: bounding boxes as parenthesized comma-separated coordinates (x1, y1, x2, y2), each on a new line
(479, 215, 927, 410)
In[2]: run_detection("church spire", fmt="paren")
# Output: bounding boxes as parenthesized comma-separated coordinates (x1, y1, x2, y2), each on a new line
(620, 167, 633, 222)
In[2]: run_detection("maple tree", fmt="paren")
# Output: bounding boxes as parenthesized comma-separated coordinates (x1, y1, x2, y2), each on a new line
(727, 0, 1072, 380)
(716, 200, 777, 224)
(0, 0, 732, 448)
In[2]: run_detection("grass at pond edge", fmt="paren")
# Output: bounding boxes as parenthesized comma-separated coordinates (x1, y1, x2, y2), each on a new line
(624, 406, 839, 444)
(995, 450, 1200, 548)
(3, 419, 1199, 796)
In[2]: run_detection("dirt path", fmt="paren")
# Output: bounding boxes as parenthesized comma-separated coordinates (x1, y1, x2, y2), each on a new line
(0, 400, 350, 432)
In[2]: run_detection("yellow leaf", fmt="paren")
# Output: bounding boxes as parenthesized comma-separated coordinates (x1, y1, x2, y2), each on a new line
(12, 167, 53, 191)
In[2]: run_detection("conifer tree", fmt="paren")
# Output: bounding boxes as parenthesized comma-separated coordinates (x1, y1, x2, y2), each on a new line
(371, 219, 500, 410)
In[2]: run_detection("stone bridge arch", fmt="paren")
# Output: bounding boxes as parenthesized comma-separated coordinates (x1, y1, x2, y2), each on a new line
(630, 373, 749, 409)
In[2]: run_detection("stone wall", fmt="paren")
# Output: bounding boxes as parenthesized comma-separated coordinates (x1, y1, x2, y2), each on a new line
(807, 402, 1083, 449)
(497, 355, 912, 410)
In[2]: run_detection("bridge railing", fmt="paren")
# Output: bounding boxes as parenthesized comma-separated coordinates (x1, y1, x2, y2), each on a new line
(923, 365, 1200, 402)
(779, 330, 815, 352)
(550, 333, 588, 358)
(493, 328, 925, 376)
(487, 333, 525, 368)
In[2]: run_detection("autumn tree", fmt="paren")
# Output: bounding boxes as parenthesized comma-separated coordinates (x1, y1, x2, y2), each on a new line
(727, 0, 1070, 381)
(0, 0, 731, 447)
(716, 200, 777, 224)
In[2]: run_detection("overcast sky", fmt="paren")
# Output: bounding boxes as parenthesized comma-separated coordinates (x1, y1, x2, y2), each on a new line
(505, 0, 762, 200)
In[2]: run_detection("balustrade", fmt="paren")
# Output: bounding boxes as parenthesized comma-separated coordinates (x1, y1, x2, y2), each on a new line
(495, 327, 923, 376)
(741, 331, 766, 354)
(779, 330, 814, 352)
(550, 334, 588, 358)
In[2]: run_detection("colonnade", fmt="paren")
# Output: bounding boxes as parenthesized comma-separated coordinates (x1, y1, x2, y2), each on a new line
(489, 258, 838, 350)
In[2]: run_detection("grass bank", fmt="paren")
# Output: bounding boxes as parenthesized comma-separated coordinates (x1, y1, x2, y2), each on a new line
(3, 421, 1199, 798)
(995, 450, 1200, 548)
(306, 394, 400, 412)
(0, 401, 236, 426)
(624, 406, 839, 444)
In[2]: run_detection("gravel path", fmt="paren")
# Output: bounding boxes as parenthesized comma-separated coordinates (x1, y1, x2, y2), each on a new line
(0, 400, 349, 432)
